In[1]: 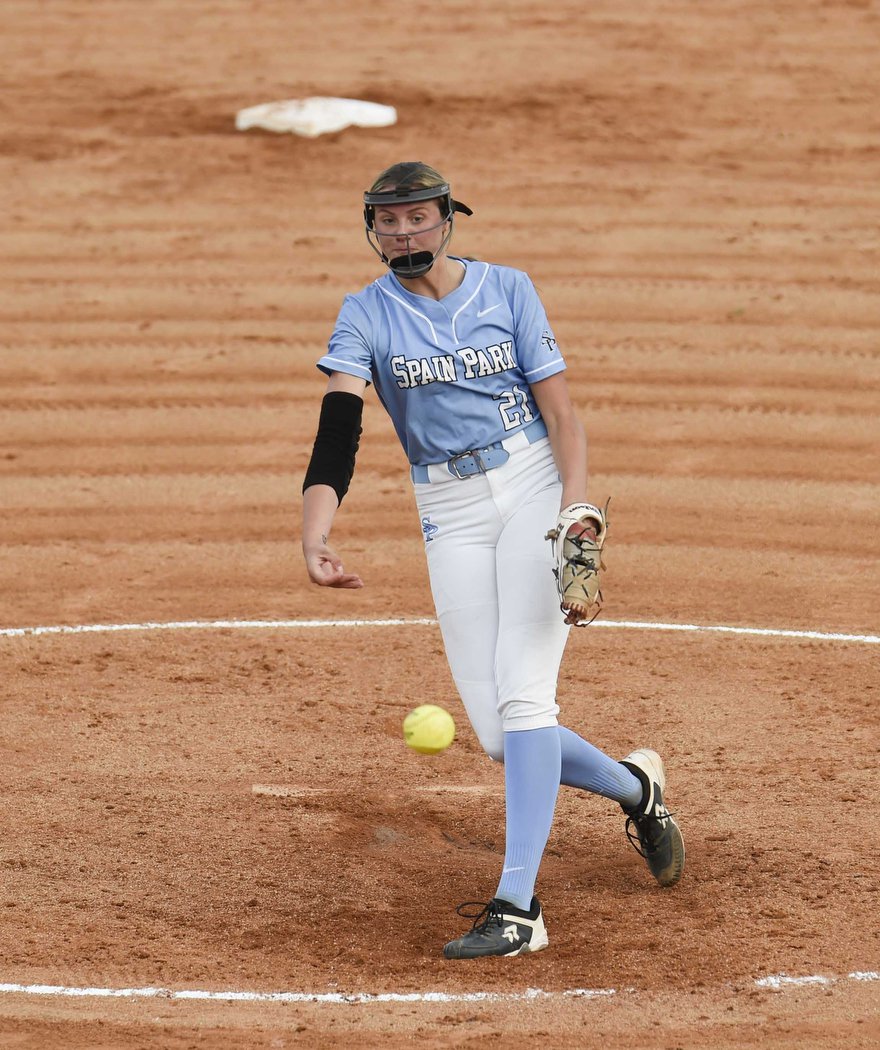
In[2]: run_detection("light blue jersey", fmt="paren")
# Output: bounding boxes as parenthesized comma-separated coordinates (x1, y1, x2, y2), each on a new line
(316, 258, 566, 466)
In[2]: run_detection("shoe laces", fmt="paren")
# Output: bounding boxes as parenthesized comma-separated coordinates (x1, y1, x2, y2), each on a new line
(625, 805, 675, 857)
(454, 900, 503, 933)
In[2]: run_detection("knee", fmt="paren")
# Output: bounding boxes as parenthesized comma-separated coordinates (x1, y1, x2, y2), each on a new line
(477, 732, 505, 763)
(497, 695, 560, 734)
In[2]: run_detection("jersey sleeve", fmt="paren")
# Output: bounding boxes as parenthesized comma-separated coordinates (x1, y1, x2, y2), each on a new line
(511, 271, 566, 383)
(316, 294, 375, 383)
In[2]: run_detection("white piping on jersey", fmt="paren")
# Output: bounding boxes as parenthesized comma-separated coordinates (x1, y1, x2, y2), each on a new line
(377, 285, 439, 346)
(524, 358, 564, 380)
(450, 262, 490, 342)
(320, 357, 372, 382)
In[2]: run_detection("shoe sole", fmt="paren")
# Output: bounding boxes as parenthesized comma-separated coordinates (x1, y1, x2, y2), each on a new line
(654, 815, 686, 887)
(443, 937, 549, 959)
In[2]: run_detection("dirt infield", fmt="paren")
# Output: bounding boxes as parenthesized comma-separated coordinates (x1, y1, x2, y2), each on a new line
(1, 0, 878, 1046)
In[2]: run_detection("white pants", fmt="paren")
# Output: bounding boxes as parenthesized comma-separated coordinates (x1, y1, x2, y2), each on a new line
(413, 437, 569, 761)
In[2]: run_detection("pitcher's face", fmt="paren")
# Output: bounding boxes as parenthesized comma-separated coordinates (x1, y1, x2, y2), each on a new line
(373, 200, 448, 263)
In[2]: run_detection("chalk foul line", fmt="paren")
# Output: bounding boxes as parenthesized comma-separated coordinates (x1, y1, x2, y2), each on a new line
(0, 972, 876, 1005)
(0, 617, 876, 645)
(756, 971, 879, 989)
(0, 982, 614, 1004)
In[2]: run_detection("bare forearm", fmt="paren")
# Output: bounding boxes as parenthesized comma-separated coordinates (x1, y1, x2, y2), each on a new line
(302, 484, 340, 551)
(301, 484, 363, 588)
(544, 413, 588, 508)
(529, 372, 589, 509)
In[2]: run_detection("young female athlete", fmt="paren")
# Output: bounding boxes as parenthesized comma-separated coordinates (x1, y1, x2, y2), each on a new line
(301, 161, 684, 959)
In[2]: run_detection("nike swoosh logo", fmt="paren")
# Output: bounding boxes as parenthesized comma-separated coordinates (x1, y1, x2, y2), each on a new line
(501, 866, 525, 874)
(477, 304, 502, 318)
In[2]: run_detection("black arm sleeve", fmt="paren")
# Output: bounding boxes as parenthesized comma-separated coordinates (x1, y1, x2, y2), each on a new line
(302, 391, 364, 504)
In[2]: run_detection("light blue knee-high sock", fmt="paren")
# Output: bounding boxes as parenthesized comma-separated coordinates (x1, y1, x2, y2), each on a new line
(495, 727, 561, 911)
(558, 725, 642, 807)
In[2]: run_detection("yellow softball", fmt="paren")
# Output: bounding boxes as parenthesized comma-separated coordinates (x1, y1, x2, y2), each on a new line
(403, 704, 456, 755)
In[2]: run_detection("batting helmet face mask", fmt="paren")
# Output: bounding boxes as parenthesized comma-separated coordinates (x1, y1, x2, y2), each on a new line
(363, 163, 473, 280)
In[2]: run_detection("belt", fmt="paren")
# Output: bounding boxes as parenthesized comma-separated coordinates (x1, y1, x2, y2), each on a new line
(411, 417, 548, 484)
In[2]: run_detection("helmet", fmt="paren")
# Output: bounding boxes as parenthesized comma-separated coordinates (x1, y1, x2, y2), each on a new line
(363, 162, 473, 279)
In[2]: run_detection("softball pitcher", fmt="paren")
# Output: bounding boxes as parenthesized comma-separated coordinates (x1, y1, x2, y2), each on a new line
(301, 161, 684, 959)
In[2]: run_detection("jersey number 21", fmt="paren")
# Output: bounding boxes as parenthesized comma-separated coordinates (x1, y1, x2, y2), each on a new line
(494, 386, 535, 431)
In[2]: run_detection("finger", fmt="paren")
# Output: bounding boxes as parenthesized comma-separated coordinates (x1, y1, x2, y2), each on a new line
(567, 523, 597, 543)
(331, 574, 364, 589)
(310, 562, 363, 588)
(308, 565, 342, 586)
(310, 555, 344, 578)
